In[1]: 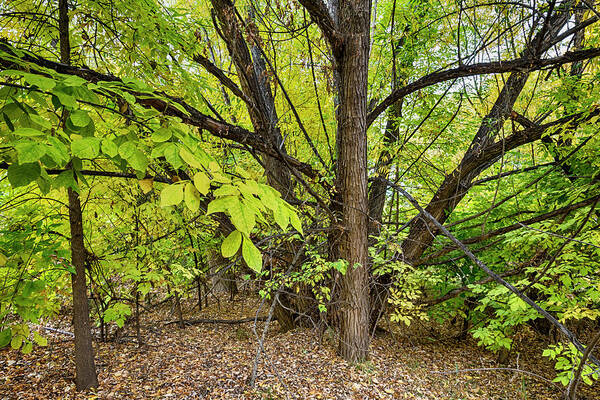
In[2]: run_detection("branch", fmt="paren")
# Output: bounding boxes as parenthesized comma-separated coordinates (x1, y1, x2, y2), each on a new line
(393, 181, 600, 367)
(0, 162, 172, 183)
(297, 0, 342, 57)
(192, 53, 249, 104)
(419, 268, 524, 307)
(0, 41, 318, 179)
(423, 194, 600, 260)
(367, 48, 600, 126)
(164, 316, 268, 326)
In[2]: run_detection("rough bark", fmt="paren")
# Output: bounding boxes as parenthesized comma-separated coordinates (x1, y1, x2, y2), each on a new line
(210, 0, 294, 199)
(59, 0, 98, 390)
(335, 0, 371, 362)
(210, 1, 300, 330)
(67, 188, 99, 390)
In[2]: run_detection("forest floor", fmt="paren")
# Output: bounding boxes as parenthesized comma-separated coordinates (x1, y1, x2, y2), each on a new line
(0, 294, 598, 400)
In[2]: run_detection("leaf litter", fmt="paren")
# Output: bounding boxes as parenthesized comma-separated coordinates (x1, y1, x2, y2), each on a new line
(0, 295, 597, 399)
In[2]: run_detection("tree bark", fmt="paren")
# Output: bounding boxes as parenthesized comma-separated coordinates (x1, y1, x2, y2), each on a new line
(59, 0, 98, 390)
(335, 0, 371, 362)
(67, 188, 99, 390)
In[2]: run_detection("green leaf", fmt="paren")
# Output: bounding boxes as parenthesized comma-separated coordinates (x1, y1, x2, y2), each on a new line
(45, 137, 68, 165)
(331, 260, 348, 275)
(128, 149, 148, 172)
(15, 142, 46, 163)
(118, 141, 137, 159)
(10, 334, 22, 350)
(52, 170, 78, 191)
(289, 208, 303, 235)
(52, 90, 77, 108)
(207, 195, 237, 215)
(12, 127, 44, 137)
(221, 230, 242, 258)
(163, 143, 182, 169)
(160, 184, 184, 207)
(29, 114, 51, 129)
(214, 184, 239, 197)
(242, 235, 262, 272)
(7, 162, 41, 187)
(23, 73, 55, 90)
(179, 147, 203, 169)
(151, 127, 172, 142)
(21, 341, 33, 354)
(184, 182, 201, 212)
(62, 75, 88, 87)
(258, 184, 280, 211)
(69, 110, 91, 127)
(116, 141, 148, 172)
(273, 203, 289, 230)
(229, 198, 256, 234)
(102, 138, 119, 158)
(193, 171, 210, 195)
(71, 137, 100, 159)
(33, 331, 47, 347)
(0, 329, 11, 348)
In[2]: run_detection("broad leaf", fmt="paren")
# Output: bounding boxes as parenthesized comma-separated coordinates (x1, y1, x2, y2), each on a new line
(221, 230, 242, 258)
(7, 163, 41, 187)
(193, 171, 210, 195)
(242, 235, 262, 272)
(160, 184, 184, 207)
(184, 182, 201, 212)
(71, 137, 100, 159)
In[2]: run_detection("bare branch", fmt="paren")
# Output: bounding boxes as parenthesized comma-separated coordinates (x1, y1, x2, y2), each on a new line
(367, 48, 600, 126)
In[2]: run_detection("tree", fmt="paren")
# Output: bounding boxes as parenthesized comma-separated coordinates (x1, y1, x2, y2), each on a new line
(1, 0, 600, 379)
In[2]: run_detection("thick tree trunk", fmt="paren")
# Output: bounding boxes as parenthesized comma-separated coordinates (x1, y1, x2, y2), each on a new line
(60, 0, 98, 390)
(336, 0, 371, 362)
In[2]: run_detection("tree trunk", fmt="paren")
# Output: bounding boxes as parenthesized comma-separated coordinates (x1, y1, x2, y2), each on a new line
(68, 188, 99, 390)
(335, 0, 371, 362)
(60, 0, 98, 390)
(174, 292, 184, 328)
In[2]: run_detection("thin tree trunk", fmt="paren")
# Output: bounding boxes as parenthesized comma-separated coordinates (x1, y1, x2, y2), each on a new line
(60, 0, 98, 390)
(196, 276, 208, 311)
(175, 292, 184, 328)
(67, 188, 98, 389)
(135, 289, 141, 346)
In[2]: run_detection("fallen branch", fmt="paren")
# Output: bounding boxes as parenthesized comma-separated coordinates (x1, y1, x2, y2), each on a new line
(390, 181, 600, 367)
(38, 326, 74, 337)
(164, 316, 269, 326)
(567, 329, 600, 400)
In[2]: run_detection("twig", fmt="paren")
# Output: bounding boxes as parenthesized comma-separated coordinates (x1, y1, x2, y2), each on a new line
(567, 329, 600, 400)
(431, 367, 559, 388)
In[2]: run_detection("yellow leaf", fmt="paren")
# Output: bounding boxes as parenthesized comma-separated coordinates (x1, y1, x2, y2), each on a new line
(139, 178, 154, 194)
